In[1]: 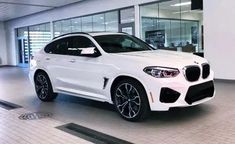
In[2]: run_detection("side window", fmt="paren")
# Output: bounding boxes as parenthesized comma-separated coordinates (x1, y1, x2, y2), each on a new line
(44, 42, 54, 53)
(67, 36, 95, 56)
(44, 38, 69, 55)
(121, 38, 141, 49)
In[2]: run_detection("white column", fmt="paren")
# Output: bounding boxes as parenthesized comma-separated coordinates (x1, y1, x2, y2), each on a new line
(50, 21, 54, 39)
(204, 0, 235, 80)
(134, 5, 140, 38)
(0, 22, 7, 65)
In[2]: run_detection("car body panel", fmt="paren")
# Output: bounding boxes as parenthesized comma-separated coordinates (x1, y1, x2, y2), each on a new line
(29, 32, 215, 112)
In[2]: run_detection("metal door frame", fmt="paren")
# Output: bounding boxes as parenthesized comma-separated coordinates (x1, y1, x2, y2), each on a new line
(17, 36, 30, 66)
(119, 22, 135, 35)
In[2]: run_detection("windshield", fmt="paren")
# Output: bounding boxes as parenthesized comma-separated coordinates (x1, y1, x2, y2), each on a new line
(94, 34, 153, 53)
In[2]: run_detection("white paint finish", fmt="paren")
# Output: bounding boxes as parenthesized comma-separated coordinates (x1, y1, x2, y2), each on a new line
(0, 22, 7, 65)
(29, 33, 214, 115)
(204, 0, 235, 80)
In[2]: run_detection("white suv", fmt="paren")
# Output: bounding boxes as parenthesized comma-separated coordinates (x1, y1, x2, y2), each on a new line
(29, 32, 215, 121)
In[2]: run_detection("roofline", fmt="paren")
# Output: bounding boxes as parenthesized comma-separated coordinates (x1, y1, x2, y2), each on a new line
(53, 32, 91, 40)
(53, 32, 128, 40)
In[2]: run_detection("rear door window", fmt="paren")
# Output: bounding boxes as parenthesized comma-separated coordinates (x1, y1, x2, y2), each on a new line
(67, 36, 95, 56)
(44, 38, 69, 55)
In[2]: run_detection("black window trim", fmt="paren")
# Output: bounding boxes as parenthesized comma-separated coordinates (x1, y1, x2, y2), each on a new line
(44, 35, 102, 57)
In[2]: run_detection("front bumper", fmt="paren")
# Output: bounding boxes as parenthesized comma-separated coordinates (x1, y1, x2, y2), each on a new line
(144, 71, 215, 111)
(184, 81, 214, 105)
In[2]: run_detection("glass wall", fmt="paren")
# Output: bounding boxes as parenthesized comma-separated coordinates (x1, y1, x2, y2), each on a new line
(93, 13, 105, 32)
(17, 27, 29, 64)
(120, 7, 135, 35)
(120, 8, 135, 24)
(105, 11, 119, 32)
(16, 23, 51, 65)
(82, 16, 93, 32)
(29, 23, 51, 55)
(140, 0, 203, 53)
(15, 0, 204, 66)
(53, 10, 119, 37)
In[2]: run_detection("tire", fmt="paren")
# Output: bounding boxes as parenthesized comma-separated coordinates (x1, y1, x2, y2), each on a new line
(112, 79, 150, 122)
(34, 71, 57, 102)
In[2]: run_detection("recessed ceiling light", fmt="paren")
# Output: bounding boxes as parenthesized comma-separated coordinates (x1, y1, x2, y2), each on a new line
(171, 2, 191, 7)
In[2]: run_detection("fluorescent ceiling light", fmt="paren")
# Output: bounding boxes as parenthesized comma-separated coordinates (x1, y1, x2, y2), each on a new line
(173, 10, 190, 14)
(173, 10, 203, 14)
(171, 2, 191, 7)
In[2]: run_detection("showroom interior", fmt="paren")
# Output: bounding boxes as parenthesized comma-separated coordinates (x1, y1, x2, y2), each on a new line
(0, 0, 235, 143)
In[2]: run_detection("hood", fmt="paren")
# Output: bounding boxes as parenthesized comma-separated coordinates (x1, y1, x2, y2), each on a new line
(111, 50, 207, 68)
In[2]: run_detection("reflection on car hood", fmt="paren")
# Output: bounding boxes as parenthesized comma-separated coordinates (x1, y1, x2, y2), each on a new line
(112, 50, 207, 68)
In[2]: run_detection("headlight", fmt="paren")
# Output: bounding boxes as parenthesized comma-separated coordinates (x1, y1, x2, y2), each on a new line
(144, 66, 180, 78)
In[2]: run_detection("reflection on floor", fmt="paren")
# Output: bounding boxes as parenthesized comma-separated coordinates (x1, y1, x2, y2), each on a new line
(0, 108, 92, 144)
(0, 66, 235, 144)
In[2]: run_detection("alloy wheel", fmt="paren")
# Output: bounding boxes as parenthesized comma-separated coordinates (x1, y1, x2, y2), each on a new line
(35, 74, 49, 100)
(115, 83, 141, 119)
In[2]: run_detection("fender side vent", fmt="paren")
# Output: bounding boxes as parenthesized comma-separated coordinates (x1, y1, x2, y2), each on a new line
(103, 77, 109, 89)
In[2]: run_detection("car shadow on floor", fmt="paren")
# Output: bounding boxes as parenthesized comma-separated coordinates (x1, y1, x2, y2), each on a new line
(53, 93, 213, 124)
(147, 105, 213, 123)
(56, 94, 116, 111)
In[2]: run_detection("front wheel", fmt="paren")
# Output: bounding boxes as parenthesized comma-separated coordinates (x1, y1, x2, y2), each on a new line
(113, 79, 150, 122)
(34, 71, 57, 102)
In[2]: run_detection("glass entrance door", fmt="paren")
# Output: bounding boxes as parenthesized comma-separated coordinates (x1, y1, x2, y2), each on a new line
(120, 23, 135, 35)
(17, 37, 29, 67)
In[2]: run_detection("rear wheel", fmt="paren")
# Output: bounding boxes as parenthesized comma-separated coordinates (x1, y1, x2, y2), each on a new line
(113, 79, 150, 121)
(34, 71, 57, 102)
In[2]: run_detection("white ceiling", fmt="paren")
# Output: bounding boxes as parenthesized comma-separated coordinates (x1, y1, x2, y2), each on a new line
(0, 0, 84, 21)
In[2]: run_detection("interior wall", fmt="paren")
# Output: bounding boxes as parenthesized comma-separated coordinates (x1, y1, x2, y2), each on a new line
(5, 0, 158, 65)
(0, 22, 7, 65)
(204, 0, 235, 80)
(141, 8, 202, 21)
(3, 0, 235, 80)
(140, 7, 203, 51)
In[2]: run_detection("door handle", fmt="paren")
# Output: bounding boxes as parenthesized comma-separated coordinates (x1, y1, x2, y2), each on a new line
(45, 57, 50, 60)
(69, 59, 76, 63)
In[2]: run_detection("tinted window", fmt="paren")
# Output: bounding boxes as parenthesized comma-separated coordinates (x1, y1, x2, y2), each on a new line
(67, 36, 95, 56)
(44, 38, 69, 55)
(94, 35, 153, 53)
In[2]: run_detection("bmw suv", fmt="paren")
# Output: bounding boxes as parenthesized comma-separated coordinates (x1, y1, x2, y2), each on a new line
(29, 32, 215, 121)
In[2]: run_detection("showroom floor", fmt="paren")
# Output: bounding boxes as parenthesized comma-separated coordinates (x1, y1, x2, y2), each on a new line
(0, 66, 235, 144)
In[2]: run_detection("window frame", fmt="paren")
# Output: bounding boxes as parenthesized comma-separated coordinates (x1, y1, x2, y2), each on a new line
(67, 35, 98, 57)
(44, 35, 101, 57)
(44, 37, 70, 55)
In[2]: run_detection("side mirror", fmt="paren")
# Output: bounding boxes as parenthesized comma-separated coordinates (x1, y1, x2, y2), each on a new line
(80, 47, 101, 57)
(149, 44, 157, 49)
